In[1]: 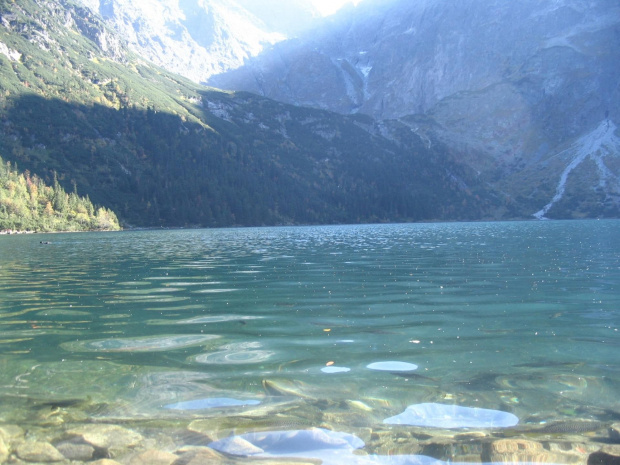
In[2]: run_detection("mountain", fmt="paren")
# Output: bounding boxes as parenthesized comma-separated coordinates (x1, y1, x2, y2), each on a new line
(77, 0, 322, 84)
(208, 0, 620, 218)
(0, 0, 495, 228)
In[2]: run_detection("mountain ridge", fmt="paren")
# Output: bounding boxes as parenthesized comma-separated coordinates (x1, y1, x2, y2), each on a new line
(77, 0, 324, 83)
(0, 0, 498, 228)
(210, 0, 620, 219)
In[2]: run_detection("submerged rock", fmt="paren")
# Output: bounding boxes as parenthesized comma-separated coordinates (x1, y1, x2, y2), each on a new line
(129, 448, 178, 465)
(173, 446, 222, 465)
(588, 445, 620, 465)
(610, 423, 620, 443)
(65, 424, 143, 456)
(0, 436, 8, 464)
(16, 440, 65, 462)
(483, 438, 582, 464)
(0, 424, 24, 443)
(262, 378, 314, 399)
(211, 435, 265, 456)
(55, 438, 95, 461)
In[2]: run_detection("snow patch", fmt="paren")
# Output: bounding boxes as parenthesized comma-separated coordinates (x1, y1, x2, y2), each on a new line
(359, 65, 372, 77)
(534, 120, 620, 219)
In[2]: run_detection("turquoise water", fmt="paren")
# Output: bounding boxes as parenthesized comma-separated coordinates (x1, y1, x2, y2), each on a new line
(0, 220, 618, 461)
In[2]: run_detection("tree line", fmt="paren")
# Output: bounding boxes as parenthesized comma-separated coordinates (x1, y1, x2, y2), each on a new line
(0, 156, 121, 232)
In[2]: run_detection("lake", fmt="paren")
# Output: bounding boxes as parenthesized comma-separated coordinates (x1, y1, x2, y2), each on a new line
(0, 220, 618, 464)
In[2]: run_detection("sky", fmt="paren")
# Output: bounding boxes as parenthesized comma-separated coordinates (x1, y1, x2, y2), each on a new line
(309, 0, 363, 16)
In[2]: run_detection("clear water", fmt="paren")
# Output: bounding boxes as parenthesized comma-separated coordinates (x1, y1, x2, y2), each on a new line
(0, 220, 618, 460)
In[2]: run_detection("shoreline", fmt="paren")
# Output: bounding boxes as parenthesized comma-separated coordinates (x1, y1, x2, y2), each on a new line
(0, 228, 121, 235)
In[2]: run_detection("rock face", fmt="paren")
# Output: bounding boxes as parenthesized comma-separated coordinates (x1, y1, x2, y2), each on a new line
(80, 0, 620, 219)
(77, 0, 321, 83)
(207, 0, 620, 218)
(211, 0, 620, 121)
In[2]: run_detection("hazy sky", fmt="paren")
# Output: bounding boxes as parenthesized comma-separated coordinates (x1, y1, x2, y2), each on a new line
(310, 0, 363, 16)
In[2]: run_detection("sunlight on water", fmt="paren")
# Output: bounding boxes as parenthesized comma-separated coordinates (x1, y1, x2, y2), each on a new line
(0, 221, 618, 464)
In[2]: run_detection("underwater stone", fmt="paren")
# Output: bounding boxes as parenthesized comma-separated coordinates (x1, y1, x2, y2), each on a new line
(610, 423, 620, 443)
(211, 435, 265, 456)
(367, 361, 418, 372)
(66, 424, 143, 452)
(383, 403, 519, 428)
(16, 440, 65, 462)
(0, 436, 8, 464)
(173, 447, 222, 465)
(587, 446, 620, 465)
(262, 378, 314, 399)
(483, 438, 579, 464)
(128, 448, 178, 465)
(0, 424, 24, 443)
(164, 397, 261, 410)
(55, 439, 95, 461)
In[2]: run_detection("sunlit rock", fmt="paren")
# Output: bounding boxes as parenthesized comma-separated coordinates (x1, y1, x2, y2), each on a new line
(128, 449, 178, 465)
(0, 437, 8, 464)
(609, 423, 620, 443)
(383, 403, 519, 428)
(484, 439, 583, 464)
(262, 378, 314, 399)
(65, 424, 143, 453)
(211, 435, 265, 456)
(16, 441, 65, 462)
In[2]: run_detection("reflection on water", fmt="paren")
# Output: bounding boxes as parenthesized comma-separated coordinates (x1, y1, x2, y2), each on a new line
(0, 221, 618, 464)
(383, 403, 519, 428)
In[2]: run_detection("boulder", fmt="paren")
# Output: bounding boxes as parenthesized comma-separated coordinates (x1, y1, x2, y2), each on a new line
(65, 423, 143, 454)
(55, 438, 95, 461)
(172, 447, 222, 465)
(129, 448, 178, 465)
(16, 441, 65, 462)
(0, 436, 8, 464)
(483, 438, 579, 464)
(589, 446, 620, 465)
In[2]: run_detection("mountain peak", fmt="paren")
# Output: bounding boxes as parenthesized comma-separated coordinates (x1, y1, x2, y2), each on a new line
(77, 0, 324, 83)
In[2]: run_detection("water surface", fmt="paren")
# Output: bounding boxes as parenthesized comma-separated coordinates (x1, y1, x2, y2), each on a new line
(0, 221, 618, 462)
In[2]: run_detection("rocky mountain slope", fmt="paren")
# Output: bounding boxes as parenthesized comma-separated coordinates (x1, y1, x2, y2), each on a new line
(208, 0, 620, 218)
(0, 0, 496, 228)
(77, 0, 322, 83)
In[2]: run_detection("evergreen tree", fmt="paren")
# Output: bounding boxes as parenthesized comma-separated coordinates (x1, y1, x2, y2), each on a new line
(0, 156, 121, 232)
